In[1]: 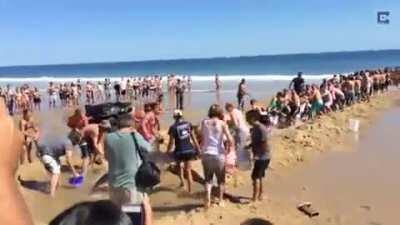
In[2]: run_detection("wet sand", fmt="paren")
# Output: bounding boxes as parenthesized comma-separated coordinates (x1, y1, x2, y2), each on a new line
(268, 103, 400, 225)
(16, 88, 400, 225)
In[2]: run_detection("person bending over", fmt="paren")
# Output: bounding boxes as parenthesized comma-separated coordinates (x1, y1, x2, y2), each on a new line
(35, 138, 76, 197)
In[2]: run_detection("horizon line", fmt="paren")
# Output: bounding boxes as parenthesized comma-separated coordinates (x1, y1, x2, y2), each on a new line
(1, 48, 399, 68)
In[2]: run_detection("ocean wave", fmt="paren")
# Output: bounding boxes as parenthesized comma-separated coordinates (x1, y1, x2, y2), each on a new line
(0, 74, 333, 83)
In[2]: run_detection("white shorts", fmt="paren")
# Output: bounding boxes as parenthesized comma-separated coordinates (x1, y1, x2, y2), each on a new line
(41, 155, 61, 174)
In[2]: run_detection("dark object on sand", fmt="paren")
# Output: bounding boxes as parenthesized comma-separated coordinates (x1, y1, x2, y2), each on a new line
(241, 218, 274, 225)
(297, 202, 319, 217)
(85, 102, 132, 126)
(49, 200, 133, 225)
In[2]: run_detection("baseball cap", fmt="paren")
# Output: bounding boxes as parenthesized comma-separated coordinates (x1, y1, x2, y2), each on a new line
(173, 109, 183, 117)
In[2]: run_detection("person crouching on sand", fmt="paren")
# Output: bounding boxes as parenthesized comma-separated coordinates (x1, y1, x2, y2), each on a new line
(34, 138, 76, 197)
(167, 110, 200, 193)
(246, 110, 272, 202)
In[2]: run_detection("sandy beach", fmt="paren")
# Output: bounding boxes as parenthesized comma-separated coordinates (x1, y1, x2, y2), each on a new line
(15, 86, 400, 225)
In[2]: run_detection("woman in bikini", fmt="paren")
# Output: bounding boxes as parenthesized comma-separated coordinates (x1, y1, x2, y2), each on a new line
(19, 109, 39, 164)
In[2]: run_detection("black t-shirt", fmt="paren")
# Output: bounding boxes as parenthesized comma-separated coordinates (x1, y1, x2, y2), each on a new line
(292, 77, 305, 93)
(168, 120, 194, 154)
(37, 142, 67, 161)
(114, 83, 121, 93)
(175, 83, 185, 95)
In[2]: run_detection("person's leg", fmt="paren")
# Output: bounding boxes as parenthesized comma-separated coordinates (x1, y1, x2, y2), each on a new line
(27, 140, 33, 163)
(217, 159, 226, 205)
(178, 161, 185, 188)
(185, 161, 193, 193)
(49, 173, 60, 197)
(252, 179, 259, 202)
(20, 144, 26, 164)
(142, 195, 153, 225)
(258, 178, 264, 201)
(202, 156, 213, 208)
(180, 94, 184, 110)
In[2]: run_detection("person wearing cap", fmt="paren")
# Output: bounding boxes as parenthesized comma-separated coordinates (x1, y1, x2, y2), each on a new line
(167, 110, 200, 193)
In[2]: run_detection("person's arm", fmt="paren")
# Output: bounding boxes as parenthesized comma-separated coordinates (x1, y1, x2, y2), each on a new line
(65, 149, 79, 177)
(289, 79, 294, 89)
(0, 101, 34, 225)
(167, 135, 174, 154)
(221, 122, 234, 149)
(190, 129, 201, 154)
(134, 132, 152, 153)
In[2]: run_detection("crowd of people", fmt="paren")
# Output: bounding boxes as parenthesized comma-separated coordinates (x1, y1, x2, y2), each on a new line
(264, 69, 393, 127)
(0, 74, 193, 115)
(1, 68, 399, 225)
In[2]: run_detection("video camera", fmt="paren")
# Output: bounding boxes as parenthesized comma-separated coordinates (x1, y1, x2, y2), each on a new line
(85, 102, 133, 131)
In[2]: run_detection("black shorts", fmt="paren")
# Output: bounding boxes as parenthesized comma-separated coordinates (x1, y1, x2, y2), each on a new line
(174, 150, 197, 162)
(79, 142, 93, 159)
(251, 159, 270, 180)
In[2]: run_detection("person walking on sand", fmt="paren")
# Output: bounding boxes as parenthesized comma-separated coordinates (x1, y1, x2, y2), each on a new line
(167, 110, 200, 193)
(237, 78, 248, 110)
(225, 102, 250, 168)
(105, 113, 153, 225)
(200, 104, 233, 207)
(246, 110, 272, 202)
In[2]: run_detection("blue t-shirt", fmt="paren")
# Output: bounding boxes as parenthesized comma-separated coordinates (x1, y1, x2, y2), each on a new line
(168, 120, 195, 154)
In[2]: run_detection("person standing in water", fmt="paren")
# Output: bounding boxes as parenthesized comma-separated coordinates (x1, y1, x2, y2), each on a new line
(215, 74, 221, 91)
(289, 72, 305, 95)
(237, 78, 248, 110)
(175, 79, 185, 110)
(167, 110, 200, 193)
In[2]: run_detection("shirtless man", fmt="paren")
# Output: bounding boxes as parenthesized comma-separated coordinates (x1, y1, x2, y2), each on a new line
(48, 82, 57, 108)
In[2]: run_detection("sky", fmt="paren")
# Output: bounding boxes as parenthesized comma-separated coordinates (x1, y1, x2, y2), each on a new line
(0, 0, 399, 66)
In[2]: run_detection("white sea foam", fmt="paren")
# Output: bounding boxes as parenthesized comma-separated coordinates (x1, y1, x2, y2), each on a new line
(0, 74, 333, 83)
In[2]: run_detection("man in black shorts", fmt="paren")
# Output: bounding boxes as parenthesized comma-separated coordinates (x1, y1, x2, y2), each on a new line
(167, 110, 200, 193)
(246, 110, 272, 202)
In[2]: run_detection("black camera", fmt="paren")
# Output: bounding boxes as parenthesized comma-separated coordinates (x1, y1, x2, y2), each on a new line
(85, 102, 133, 124)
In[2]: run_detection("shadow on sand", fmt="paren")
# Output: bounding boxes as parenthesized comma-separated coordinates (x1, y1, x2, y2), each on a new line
(18, 176, 49, 194)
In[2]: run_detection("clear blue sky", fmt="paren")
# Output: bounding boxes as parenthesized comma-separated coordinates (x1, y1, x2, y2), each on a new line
(0, 0, 399, 66)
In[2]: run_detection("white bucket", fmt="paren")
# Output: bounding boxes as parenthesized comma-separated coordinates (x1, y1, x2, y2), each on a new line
(349, 119, 360, 132)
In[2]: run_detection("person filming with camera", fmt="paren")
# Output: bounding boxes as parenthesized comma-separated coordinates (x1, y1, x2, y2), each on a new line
(104, 113, 154, 225)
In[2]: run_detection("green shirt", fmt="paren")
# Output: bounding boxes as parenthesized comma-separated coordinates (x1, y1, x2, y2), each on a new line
(105, 131, 152, 190)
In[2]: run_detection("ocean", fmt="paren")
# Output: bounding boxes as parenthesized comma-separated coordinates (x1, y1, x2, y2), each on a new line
(0, 49, 399, 83)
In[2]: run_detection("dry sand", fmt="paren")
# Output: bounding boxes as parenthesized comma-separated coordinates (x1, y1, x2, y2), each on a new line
(16, 91, 399, 225)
